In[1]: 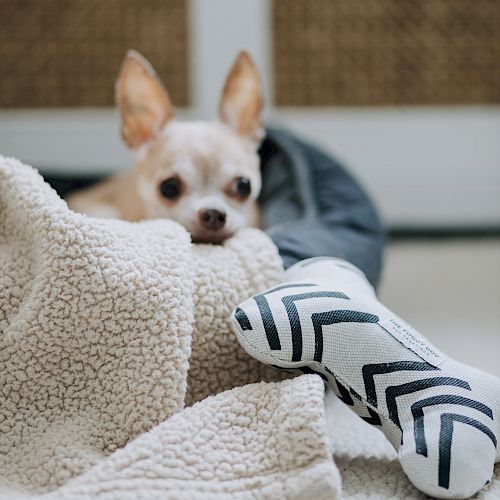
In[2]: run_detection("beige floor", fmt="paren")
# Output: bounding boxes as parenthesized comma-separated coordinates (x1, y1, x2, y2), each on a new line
(378, 239, 500, 377)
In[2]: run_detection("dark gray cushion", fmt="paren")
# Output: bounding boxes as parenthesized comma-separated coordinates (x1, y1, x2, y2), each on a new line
(259, 128, 386, 288)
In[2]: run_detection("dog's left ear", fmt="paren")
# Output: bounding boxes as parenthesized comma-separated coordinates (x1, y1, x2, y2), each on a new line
(219, 51, 264, 144)
(116, 50, 174, 149)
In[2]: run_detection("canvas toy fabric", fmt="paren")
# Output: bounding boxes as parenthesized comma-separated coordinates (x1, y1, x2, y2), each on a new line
(233, 256, 500, 499)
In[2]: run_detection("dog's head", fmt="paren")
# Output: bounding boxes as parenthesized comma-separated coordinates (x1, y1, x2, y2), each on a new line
(116, 50, 264, 243)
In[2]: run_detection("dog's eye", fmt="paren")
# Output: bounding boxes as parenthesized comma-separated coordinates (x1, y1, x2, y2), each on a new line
(234, 177, 251, 199)
(159, 177, 183, 200)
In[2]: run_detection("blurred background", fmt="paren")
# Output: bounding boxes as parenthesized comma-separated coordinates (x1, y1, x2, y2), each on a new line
(0, 0, 499, 373)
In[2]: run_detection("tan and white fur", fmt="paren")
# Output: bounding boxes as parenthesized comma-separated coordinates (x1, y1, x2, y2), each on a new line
(67, 50, 264, 244)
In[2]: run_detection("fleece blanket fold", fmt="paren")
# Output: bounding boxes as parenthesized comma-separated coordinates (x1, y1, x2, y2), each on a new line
(0, 157, 338, 499)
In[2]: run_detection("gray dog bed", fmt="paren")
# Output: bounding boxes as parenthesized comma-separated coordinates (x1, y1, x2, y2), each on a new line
(260, 128, 385, 287)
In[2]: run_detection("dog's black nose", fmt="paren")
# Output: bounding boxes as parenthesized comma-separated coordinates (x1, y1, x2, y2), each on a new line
(199, 209, 226, 231)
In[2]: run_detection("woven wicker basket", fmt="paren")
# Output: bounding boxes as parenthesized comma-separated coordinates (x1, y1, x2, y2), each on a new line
(273, 0, 500, 106)
(0, 0, 188, 107)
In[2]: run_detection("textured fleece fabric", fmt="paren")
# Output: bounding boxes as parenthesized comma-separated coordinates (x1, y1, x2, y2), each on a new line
(0, 157, 338, 499)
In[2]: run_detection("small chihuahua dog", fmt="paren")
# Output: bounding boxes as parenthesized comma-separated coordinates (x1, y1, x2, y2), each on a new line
(67, 50, 264, 243)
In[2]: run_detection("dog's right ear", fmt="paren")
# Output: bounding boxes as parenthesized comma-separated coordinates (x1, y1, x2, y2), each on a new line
(116, 50, 174, 149)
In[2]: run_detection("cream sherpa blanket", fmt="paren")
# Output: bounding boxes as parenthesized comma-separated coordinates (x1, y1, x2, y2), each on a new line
(0, 157, 338, 499)
(1, 158, 498, 499)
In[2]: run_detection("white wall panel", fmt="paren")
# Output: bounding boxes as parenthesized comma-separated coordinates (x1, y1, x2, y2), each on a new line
(0, 0, 498, 227)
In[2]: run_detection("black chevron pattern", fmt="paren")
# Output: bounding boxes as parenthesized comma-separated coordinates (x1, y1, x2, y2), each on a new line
(281, 291, 350, 361)
(438, 413, 497, 489)
(362, 361, 439, 407)
(412, 395, 494, 457)
(332, 374, 354, 406)
(312, 310, 379, 362)
(253, 283, 317, 351)
(234, 307, 252, 331)
(236, 284, 498, 491)
(363, 407, 382, 426)
(323, 366, 382, 425)
(386, 377, 471, 430)
(295, 365, 328, 381)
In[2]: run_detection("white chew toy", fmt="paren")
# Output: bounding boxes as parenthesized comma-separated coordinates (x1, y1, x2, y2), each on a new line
(232, 257, 499, 499)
